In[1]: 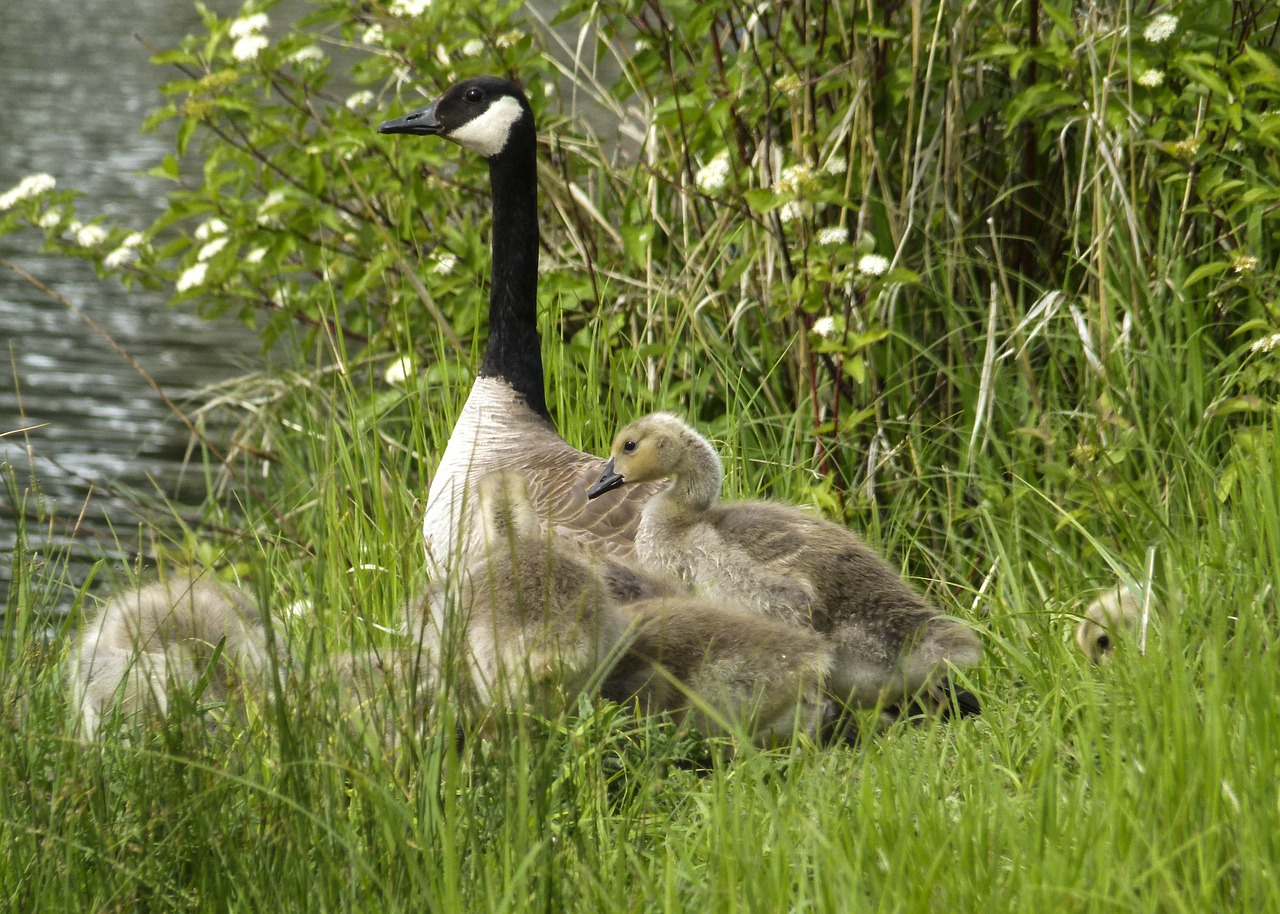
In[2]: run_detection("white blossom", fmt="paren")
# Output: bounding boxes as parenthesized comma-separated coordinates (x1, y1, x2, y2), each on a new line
(362, 24, 384, 46)
(384, 355, 414, 386)
(1143, 14, 1178, 43)
(256, 189, 287, 225)
(1138, 69, 1164, 88)
(37, 208, 63, 229)
(1232, 253, 1259, 273)
(288, 45, 325, 65)
(432, 253, 458, 275)
(194, 218, 227, 241)
(812, 315, 838, 339)
(345, 90, 376, 110)
(103, 246, 138, 269)
(817, 225, 849, 246)
(176, 262, 208, 292)
(824, 155, 847, 176)
(695, 152, 731, 194)
(197, 237, 230, 261)
(74, 224, 108, 247)
(119, 231, 145, 249)
(232, 33, 269, 62)
(496, 30, 522, 49)
(229, 13, 269, 39)
(1250, 332, 1280, 354)
(460, 38, 485, 57)
(245, 247, 267, 264)
(0, 173, 56, 210)
(774, 163, 814, 195)
(390, 0, 431, 15)
(778, 200, 803, 224)
(857, 253, 890, 276)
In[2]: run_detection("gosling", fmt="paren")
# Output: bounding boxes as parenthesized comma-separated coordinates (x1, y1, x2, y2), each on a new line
(71, 573, 272, 738)
(436, 470, 632, 711)
(604, 596, 835, 745)
(1075, 584, 1159, 662)
(587, 413, 982, 712)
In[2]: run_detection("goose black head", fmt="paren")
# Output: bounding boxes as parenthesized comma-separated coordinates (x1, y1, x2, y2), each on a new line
(377, 76, 533, 159)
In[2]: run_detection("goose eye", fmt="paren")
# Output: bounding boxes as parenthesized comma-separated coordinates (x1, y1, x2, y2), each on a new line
(464, 87, 484, 103)
(623, 440, 637, 453)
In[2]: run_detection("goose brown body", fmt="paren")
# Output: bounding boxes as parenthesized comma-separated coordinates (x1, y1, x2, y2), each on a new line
(589, 413, 983, 709)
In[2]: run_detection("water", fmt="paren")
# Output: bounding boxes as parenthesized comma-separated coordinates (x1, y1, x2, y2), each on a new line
(0, 0, 261, 615)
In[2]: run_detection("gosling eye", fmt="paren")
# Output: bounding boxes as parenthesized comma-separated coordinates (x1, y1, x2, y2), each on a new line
(464, 87, 484, 103)
(622, 440, 638, 454)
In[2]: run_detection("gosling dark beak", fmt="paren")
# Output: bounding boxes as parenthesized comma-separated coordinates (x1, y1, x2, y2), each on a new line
(378, 100, 442, 136)
(586, 458, 624, 500)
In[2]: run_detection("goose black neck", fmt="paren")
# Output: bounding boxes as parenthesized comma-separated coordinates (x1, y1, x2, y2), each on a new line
(480, 119, 548, 421)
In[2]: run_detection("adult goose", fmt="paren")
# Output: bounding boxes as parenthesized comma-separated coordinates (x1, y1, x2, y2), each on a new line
(378, 77, 656, 571)
(587, 413, 984, 713)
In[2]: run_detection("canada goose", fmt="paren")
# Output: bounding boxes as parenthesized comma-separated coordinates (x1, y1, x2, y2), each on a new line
(378, 77, 658, 571)
(428, 470, 632, 711)
(1075, 585, 1158, 661)
(70, 573, 272, 738)
(587, 413, 983, 711)
(603, 596, 835, 745)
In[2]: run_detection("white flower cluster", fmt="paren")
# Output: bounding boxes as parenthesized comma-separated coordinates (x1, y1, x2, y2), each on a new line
(1137, 69, 1164, 88)
(362, 24, 384, 46)
(1143, 13, 1178, 43)
(38, 208, 63, 229)
(74, 224, 108, 247)
(197, 236, 229, 261)
(390, 0, 431, 15)
(288, 45, 325, 66)
(103, 231, 146, 268)
(816, 225, 849, 246)
(0, 173, 56, 210)
(1250, 332, 1280, 354)
(176, 262, 209, 293)
(823, 155, 847, 176)
(257, 189, 286, 224)
(345, 90, 376, 111)
(460, 38, 485, 57)
(229, 12, 269, 38)
(857, 253, 890, 276)
(1232, 253, 1259, 273)
(774, 163, 815, 196)
(695, 152, 732, 194)
(231, 13, 270, 62)
(812, 315, 838, 339)
(432, 253, 458, 275)
(194, 217, 228, 241)
(244, 247, 267, 264)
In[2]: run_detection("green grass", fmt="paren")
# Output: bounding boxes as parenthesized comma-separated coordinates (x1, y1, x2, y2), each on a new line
(5, 1, 1280, 909)
(5, 312, 1280, 911)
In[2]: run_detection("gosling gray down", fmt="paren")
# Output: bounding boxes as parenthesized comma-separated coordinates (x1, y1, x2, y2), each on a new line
(433, 470, 633, 712)
(603, 597, 835, 745)
(70, 573, 272, 738)
(587, 413, 983, 712)
(378, 77, 659, 573)
(1075, 584, 1160, 662)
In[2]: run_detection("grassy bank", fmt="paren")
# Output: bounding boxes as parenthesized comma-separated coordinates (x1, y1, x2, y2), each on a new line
(4, 0, 1280, 909)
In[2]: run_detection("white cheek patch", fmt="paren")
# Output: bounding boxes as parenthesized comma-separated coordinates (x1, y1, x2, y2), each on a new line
(449, 95, 524, 157)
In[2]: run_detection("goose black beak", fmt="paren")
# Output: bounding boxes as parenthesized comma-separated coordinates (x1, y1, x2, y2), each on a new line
(378, 101, 442, 136)
(586, 459, 624, 500)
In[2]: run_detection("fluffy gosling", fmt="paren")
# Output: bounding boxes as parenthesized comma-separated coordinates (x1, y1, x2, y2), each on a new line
(588, 413, 982, 712)
(71, 573, 271, 738)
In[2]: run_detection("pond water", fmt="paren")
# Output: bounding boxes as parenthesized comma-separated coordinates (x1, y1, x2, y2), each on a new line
(0, 0, 261, 617)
